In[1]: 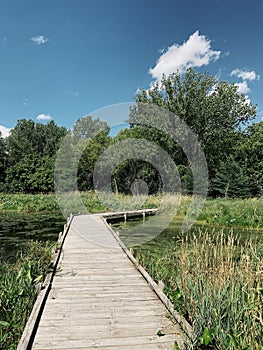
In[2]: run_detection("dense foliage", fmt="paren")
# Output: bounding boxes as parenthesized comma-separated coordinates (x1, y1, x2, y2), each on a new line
(1, 120, 67, 193)
(0, 68, 262, 197)
(129, 68, 259, 197)
(0, 241, 54, 349)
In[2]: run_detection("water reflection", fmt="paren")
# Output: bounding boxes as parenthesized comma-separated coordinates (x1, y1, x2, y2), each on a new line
(111, 216, 263, 249)
(0, 211, 65, 262)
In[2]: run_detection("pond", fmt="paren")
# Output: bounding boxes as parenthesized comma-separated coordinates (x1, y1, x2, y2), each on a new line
(111, 215, 263, 250)
(0, 211, 65, 262)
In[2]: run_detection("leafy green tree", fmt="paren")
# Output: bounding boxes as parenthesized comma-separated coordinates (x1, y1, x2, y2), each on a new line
(7, 119, 67, 165)
(70, 115, 111, 191)
(77, 130, 111, 191)
(5, 119, 67, 193)
(238, 121, 263, 196)
(5, 155, 55, 193)
(6, 119, 36, 166)
(110, 128, 163, 194)
(55, 115, 111, 193)
(0, 132, 6, 189)
(72, 115, 109, 140)
(130, 68, 257, 185)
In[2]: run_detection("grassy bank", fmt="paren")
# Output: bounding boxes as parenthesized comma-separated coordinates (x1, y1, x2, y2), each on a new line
(1, 193, 262, 230)
(0, 192, 160, 213)
(0, 241, 54, 349)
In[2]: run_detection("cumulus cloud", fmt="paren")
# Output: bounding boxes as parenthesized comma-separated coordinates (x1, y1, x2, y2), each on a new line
(235, 81, 250, 94)
(36, 114, 52, 121)
(149, 31, 221, 81)
(231, 68, 260, 102)
(0, 125, 11, 138)
(31, 35, 48, 45)
(231, 68, 260, 81)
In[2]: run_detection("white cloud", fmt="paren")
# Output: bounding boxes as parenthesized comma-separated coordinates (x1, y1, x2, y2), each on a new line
(31, 35, 48, 45)
(231, 68, 260, 81)
(149, 31, 221, 81)
(1, 36, 7, 47)
(36, 114, 52, 121)
(64, 90, 79, 97)
(207, 83, 218, 96)
(22, 98, 29, 106)
(257, 110, 263, 121)
(235, 81, 250, 94)
(0, 125, 11, 138)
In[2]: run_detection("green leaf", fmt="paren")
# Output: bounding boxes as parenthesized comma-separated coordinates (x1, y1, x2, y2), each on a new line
(0, 320, 10, 328)
(174, 341, 180, 350)
(199, 327, 213, 346)
(227, 333, 239, 349)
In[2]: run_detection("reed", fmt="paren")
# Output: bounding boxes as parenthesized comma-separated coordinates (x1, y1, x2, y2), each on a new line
(0, 241, 54, 349)
(135, 229, 263, 349)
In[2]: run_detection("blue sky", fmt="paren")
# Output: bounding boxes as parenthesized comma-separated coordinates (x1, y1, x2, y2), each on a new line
(0, 0, 262, 137)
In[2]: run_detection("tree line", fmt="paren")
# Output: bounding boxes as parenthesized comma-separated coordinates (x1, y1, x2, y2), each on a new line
(0, 68, 262, 197)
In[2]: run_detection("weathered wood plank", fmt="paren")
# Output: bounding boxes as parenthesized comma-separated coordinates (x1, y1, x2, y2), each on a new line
(33, 334, 182, 348)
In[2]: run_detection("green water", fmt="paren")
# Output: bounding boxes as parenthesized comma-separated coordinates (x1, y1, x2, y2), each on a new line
(112, 215, 263, 249)
(0, 211, 65, 262)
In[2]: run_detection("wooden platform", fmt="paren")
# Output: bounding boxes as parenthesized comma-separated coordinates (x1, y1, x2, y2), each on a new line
(19, 213, 187, 349)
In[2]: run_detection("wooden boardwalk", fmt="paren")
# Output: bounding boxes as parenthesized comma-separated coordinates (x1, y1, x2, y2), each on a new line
(19, 213, 188, 350)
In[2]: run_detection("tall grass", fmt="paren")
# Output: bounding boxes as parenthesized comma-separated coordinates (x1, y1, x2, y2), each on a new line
(1, 192, 262, 230)
(135, 230, 263, 349)
(0, 193, 59, 212)
(0, 241, 54, 349)
(198, 198, 263, 229)
(0, 192, 161, 213)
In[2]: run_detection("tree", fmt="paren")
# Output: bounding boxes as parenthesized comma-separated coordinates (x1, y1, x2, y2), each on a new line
(6, 119, 67, 165)
(72, 115, 109, 140)
(71, 115, 111, 191)
(238, 121, 263, 197)
(130, 68, 257, 185)
(77, 130, 111, 191)
(6, 119, 36, 166)
(5, 119, 67, 193)
(5, 154, 55, 193)
(55, 115, 111, 193)
(211, 156, 251, 198)
(110, 128, 163, 194)
(0, 132, 6, 189)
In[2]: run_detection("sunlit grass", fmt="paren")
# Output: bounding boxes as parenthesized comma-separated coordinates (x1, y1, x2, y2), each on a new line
(134, 230, 263, 349)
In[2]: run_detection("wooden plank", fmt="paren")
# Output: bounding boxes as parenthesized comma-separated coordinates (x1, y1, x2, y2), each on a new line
(37, 315, 174, 327)
(31, 345, 178, 350)
(33, 334, 181, 349)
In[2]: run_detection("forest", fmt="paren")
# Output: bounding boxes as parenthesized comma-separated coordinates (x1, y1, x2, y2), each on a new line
(0, 68, 262, 198)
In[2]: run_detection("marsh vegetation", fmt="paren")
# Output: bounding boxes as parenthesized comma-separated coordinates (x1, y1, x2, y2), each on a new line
(113, 196, 263, 349)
